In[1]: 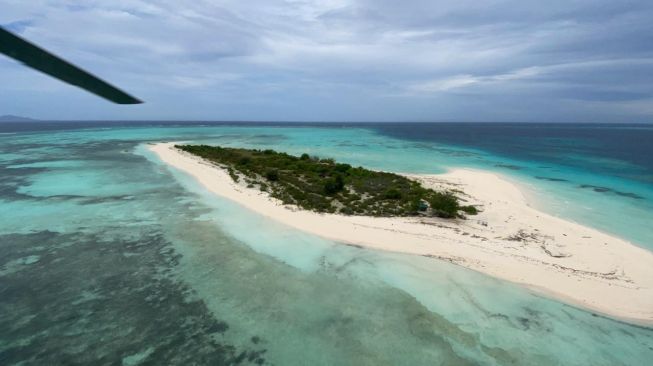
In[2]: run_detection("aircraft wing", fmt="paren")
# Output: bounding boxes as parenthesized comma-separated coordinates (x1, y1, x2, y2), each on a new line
(0, 27, 142, 104)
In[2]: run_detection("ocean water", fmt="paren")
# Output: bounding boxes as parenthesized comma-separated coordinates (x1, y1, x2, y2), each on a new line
(1, 122, 652, 365)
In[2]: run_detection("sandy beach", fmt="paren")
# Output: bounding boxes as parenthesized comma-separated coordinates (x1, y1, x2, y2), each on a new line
(150, 142, 653, 325)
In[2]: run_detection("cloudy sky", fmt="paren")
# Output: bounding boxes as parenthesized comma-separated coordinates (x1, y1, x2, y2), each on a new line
(1, 0, 652, 122)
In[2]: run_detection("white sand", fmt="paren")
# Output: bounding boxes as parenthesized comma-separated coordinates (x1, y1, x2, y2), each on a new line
(151, 142, 653, 325)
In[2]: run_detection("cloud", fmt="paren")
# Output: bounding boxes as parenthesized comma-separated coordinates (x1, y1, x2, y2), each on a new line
(0, 0, 652, 122)
(408, 67, 541, 93)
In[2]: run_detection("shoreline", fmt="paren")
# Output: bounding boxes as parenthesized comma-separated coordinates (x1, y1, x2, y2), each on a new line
(150, 142, 653, 325)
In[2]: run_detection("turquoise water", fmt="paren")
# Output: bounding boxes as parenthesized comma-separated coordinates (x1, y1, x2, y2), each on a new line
(1, 123, 652, 365)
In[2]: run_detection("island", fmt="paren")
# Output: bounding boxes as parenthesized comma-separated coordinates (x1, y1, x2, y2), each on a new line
(176, 144, 478, 218)
(150, 142, 653, 325)
(0, 114, 37, 122)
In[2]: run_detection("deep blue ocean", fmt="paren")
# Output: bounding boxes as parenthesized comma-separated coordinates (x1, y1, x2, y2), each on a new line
(376, 122, 653, 185)
(1, 121, 652, 365)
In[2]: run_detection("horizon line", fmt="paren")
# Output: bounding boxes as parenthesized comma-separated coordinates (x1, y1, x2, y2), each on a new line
(1, 118, 651, 125)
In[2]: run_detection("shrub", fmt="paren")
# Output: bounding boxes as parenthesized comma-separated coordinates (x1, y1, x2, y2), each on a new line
(265, 169, 279, 181)
(335, 163, 352, 173)
(227, 168, 239, 182)
(300, 153, 310, 160)
(428, 192, 459, 218)
(383, 188, 402, 200)
(339, 207, 354, 215)
(460, 205, 478, 215)
(323, 174, 344, 195)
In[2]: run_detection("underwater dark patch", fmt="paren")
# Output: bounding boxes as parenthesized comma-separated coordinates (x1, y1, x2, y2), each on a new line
(534, 176, 569, 182)
(0, 167, 42, 201)
(335, 142, 369, 148)
(495, 164, 522, 170)
(0, 230, 268, 366)
(578, 184, 644, 200)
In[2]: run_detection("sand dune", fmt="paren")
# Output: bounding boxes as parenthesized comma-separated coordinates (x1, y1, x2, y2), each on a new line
(150, 142, 653, 325)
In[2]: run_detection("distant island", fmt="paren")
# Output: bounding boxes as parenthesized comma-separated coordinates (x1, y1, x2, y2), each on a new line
(177, 144, 478, 218)
(0, 115, 37, 122)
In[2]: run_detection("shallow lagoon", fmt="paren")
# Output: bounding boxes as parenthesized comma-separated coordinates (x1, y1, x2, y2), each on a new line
(1, 122, 652, 365)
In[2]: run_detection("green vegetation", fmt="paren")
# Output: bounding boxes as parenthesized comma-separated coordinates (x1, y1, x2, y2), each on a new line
(177, 145, 478, 218)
